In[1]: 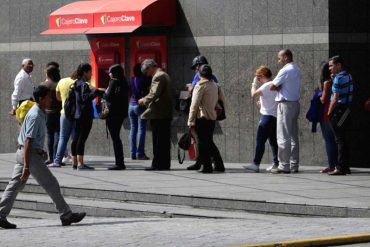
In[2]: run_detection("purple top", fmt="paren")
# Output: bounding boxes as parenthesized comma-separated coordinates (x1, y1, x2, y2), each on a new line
(130, 75, 150, 105)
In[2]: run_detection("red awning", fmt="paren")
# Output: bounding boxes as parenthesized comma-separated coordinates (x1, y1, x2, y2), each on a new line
(41, 0, 176, 35)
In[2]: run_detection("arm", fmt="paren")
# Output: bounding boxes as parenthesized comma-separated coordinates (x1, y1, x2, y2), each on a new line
(270, 69, 286, 91)
(10, 77, 22, 113)
(141, 75, 166, 107)
(56, 84, 62, 101)
(251, 77, 263, 98)
(104, 80, 115, 101)
(328, 92, 339, 116)
(320, 80, 331, 104)
(20, 138, 32, 181)
(81, 83, 100, 102)
(187, 85, 204, 127)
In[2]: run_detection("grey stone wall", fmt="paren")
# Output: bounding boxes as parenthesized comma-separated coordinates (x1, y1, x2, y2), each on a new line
(0, 0, 334, 166)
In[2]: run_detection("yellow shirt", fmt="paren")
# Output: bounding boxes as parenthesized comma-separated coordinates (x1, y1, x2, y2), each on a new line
(56, 77, 75, 114)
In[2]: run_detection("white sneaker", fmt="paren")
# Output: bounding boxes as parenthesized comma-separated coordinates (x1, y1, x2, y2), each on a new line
(266, 164, 279, 172)
(62, 155, 71, 164)
(243, 164, 260, 173)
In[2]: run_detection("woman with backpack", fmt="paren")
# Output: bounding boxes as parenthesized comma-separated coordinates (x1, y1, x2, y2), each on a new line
(72, 63, 104, 170)
(104, 64, 129, 170)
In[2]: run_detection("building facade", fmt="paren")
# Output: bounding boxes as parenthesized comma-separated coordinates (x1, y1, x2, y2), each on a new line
(0, 0, 369, 166)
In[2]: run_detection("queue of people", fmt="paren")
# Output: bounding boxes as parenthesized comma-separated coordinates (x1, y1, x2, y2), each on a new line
(0, 49, 358, 229)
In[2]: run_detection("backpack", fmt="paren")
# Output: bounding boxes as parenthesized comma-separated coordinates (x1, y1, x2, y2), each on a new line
(15, 100, 36, 125)
(64, 81, 77, 120)
(306, 90, 324, 132)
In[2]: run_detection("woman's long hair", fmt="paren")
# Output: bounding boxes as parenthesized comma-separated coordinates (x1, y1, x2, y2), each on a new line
(109, 64, 124, 81)
(320, 62, 331, 90)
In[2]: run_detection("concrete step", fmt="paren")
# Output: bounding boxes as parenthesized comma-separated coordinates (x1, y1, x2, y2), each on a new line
(11, 193, 267, 219)
(1, 182, 370, 218)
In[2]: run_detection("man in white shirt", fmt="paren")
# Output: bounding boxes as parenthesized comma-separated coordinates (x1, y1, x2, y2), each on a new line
(9, 58, 35, 116)
(270, 49, 301, 173)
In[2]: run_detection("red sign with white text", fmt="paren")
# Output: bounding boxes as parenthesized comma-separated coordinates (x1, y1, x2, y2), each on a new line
(130, 36, 168, 76)
(49, 14, 93, 29)
(94, 11, 142, 27)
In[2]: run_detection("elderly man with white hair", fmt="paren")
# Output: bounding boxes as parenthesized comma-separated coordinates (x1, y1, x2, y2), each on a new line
(9, 58, 35, 116)
(138, 59, 173, 170)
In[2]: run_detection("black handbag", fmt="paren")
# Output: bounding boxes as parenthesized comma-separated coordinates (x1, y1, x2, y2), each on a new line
(216, 87, 226, 121)
(178, 130, 192, 164)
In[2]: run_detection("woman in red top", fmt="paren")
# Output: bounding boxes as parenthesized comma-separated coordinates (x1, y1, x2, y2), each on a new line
(319, 63, 338, 173)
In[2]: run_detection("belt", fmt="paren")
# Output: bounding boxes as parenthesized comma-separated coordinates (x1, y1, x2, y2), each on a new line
(17, 145, 46, 155)
(276, 100, 298, 103)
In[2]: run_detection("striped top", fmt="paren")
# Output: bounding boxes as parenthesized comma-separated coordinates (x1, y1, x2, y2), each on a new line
(331, 70, 353, 104)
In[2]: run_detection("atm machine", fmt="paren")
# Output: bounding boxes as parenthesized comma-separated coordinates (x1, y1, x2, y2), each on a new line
(89, 36, 126, 88)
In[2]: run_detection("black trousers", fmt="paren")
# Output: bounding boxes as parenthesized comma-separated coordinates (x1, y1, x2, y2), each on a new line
(106, 115, 125, 166)
(195, 118, 223, 169)
(330, 106, 351, 172)
(46, 112, 60, 161)
(72, 115, 93, 156)
(151, 119, 171, 169)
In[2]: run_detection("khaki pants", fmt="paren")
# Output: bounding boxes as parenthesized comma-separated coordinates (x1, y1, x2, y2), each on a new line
(276, 101, 300, 170)
(0, 149, 72, 220)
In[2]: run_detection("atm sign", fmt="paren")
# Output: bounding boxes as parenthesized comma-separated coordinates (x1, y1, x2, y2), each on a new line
(94, 12, 141, 27)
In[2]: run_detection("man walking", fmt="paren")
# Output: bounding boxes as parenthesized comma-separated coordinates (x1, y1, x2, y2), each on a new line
(0, 85, 86, 229)
(327, 56, 353, 175)
(270, 49, 301, 174)
(139, 59, 173, 170)
(9, 58, 35, 116)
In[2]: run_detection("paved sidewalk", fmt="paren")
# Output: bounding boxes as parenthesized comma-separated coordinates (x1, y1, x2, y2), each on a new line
(1, 153, 370, 211)
(2, 209, 370, 247)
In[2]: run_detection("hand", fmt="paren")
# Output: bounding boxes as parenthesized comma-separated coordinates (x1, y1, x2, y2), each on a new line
(186, 84, 193, 92)
(189, 126, 195, 135)
(9, 109, 16, 116)
(138, 98, 145, 106)
(256, 101, 261, 109)
(20, 168, 30, 182)
(253, 77, 259, 85)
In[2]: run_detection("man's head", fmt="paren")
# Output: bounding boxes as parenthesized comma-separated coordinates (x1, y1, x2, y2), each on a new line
(33, 85, 51, 110)
(46, 61, 60, 69)
(141, 59, 158, 77)
(277, 49, 293, 65)
(46, 65, 61, 83)
(198, 64, 213, 80)
(77, 63, 92, 81)
(255, 65, 272, 83)
(191, 55, 209, 71)
(328, 55, 344, 75)
(22, 58, 34, 74)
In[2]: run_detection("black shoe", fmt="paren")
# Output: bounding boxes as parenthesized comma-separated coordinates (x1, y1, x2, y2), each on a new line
(200, 165, 213, 173)
(187, 163, 201, 170)
(344, 168, 351, 174)
(61, 212, 86, 226)
(214, 167, 225, 173)
(137, 155, 150, 160)
(72, 165, 77, 170)
(108, 165, 126, 170)
(44, 160, 52, 165)
(0, 218, 17, 229)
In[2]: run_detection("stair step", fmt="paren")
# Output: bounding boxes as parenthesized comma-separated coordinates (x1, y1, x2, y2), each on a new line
(2, 182, 370, 218)
(12, 193, 261, 219)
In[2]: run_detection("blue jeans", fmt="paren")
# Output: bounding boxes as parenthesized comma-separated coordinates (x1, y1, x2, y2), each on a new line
(128, 104, 147, 158)
(320, 121, 338, 169)
(54, 114, 75, 165)
(253, 115, 279, 166)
